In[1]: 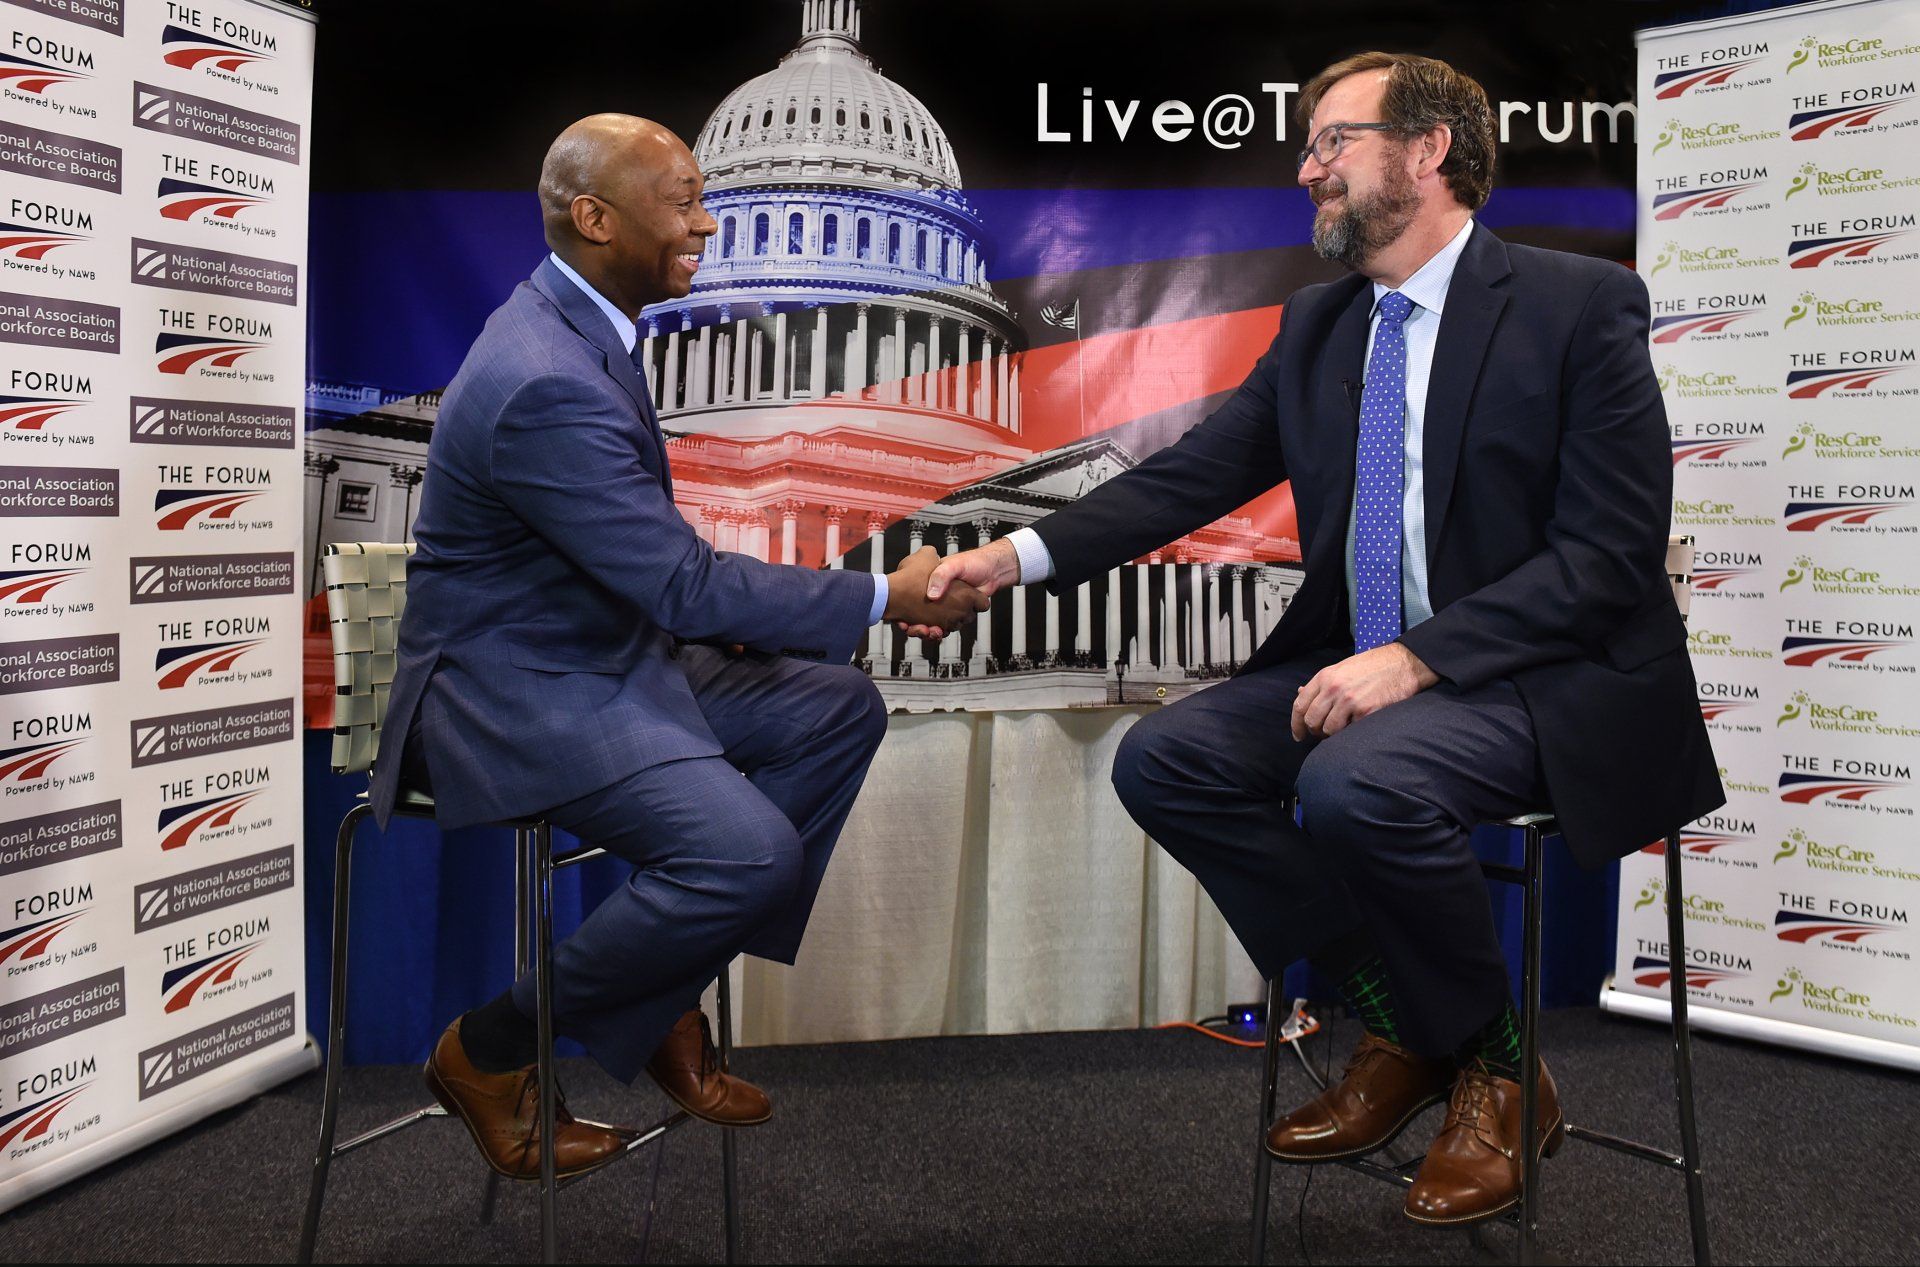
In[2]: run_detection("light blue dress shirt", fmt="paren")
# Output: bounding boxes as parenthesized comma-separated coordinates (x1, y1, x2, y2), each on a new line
(547, 253, 890, 625)
(1007, 218, 1476, 648)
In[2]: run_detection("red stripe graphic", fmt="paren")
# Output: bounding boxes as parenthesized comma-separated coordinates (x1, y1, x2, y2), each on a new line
(0, 741, 82, 782)
(161, 792, 258, 851)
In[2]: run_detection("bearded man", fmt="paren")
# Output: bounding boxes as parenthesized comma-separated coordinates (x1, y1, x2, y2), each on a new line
(918, 52, 1721, 1224)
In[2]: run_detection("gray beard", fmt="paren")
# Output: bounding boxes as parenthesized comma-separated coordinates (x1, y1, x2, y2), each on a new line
(1311, 170, 1420, 270)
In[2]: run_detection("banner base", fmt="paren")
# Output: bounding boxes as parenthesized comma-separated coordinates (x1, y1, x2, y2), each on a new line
(1599, 982, 1920, 1074)
(0, 1041, 320, 1217)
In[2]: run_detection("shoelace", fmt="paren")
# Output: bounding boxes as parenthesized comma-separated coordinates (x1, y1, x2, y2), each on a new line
(1443, 1061, 1510, 1154)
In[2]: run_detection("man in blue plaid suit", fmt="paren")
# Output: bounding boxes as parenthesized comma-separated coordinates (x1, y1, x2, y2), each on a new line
(372, 114, 985, 1181)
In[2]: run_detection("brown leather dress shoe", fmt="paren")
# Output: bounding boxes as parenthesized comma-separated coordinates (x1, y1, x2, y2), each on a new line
(1266, 1032, 1454, 1162)
(645, 1009, 772, 1126)
(423, 1018, 629, 1181)
(1404, 1059, 1566, 1227)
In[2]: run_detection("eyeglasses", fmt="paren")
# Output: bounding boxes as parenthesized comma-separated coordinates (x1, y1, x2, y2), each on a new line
(1296, 122, 1404, 172)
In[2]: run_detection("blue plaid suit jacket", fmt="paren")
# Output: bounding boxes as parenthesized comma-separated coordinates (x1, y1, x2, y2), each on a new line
(369, 257, 874, 829)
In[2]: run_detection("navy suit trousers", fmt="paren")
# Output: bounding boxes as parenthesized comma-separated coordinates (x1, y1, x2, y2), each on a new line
(407, 647, 886, 1084)
(1110, 650, 1544, 1057)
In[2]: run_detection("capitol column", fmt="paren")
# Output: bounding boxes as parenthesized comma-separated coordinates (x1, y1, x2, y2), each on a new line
(772, 306, 790, 401)
(1206, 563, 1222, 668)
(662, 312, 685, 413)
(1189, 555, 1205, 669)
(978, 334, 996, 419)
(926, 315, 942, 411)
(1163, 551, 1180, 668)
(848, 302, 870, 396)
(696, 504, 721, 547)
(892, 307, 908, 404)
(1043, 588, 1061, 667)
(904, 518, 930, 672)
(939, 525, 964, 667)
(956, 324, 975, 418)
(1105, 567, 1122, 666)
(1229, 565, 1246, 666)
(810, 303, 828, 398)
(779, 499, 803, 565)
(715, 508, 740, 553)
(996, 342, 1011, 429)
(1132, 561, 1150, 667)
(970, 516, 995, 672)
(693, 318, 713, 407)
(1075, 576, 1091, 662)
(1008, 355, 1021, 434)
(730, 311, 750, 403)
(866, 511, 888, 669)
(823, 504, 846, 568)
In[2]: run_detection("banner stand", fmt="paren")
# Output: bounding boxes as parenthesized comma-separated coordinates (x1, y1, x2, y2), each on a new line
(1601, 980, 1920, 1073)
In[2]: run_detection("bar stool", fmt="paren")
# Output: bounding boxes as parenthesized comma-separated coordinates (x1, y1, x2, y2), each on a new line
(295, 542, 742, 1264)
(1250, 537, 1709, 1265)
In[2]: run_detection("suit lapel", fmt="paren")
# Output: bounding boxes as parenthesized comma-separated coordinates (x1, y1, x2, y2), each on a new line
(530, 258, 673, 496)
(1421, 225, 1512, 563)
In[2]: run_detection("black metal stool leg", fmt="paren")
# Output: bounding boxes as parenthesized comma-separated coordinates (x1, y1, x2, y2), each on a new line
(718, 966, 742, 1265)
(478, 828, 534, 1228)
(1249, 976, 1282, 1265)
(534, 823, 558, 1265)
(1663, 833, 1712, 1266)
(297, 802, 372, 1263)
(1517, 823, 1545, 1266)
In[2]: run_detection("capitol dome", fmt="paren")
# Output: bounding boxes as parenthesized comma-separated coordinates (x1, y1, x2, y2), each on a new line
(695, 0, 962, 193)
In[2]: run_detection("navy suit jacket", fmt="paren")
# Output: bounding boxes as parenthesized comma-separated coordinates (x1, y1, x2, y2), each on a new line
(370, 258, 874, 829)
(1031, 225, 1725, 865)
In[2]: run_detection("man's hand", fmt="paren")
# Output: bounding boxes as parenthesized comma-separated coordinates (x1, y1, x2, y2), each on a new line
(885, 546, 989, 638)
(895, 539, 1021, 639)
(1290, 643, 1441, 742)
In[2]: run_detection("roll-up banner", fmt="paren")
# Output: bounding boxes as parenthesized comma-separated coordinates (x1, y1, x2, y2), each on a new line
(0, 0, 316, 1212)
(1610, 0, 1920, 1072)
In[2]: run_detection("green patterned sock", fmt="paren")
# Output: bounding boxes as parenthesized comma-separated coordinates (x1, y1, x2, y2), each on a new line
(1458, 1003, 1525, 1081)
(1331, 954, 1403, 1045)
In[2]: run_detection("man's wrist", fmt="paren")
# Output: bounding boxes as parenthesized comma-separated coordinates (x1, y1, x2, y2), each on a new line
(1395, 640, 1441, 689)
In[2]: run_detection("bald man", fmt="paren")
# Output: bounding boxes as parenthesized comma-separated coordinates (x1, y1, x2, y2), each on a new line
(372, 116, 985, 1180)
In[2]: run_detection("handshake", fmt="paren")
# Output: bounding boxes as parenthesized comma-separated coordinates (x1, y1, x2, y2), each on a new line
(881, 539, 1023, 639)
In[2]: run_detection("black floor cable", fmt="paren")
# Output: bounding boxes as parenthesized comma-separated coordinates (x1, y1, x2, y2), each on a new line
(1295, 1011, 1334, 1266)
(635, 1131, 669, 1263)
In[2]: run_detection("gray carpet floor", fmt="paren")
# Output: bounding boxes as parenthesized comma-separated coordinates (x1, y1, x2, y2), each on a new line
(0, 1007, 1912, 1264)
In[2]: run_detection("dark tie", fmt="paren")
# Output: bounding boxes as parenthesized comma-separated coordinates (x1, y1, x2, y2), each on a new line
(1353, 291, 1414, 653)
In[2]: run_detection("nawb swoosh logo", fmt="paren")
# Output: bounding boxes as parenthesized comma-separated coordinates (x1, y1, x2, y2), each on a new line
(0, 738, 86, 783)
(0, 1085, 91, 1150)
(160, 942, 260, 1013)
(1631, 955, 1743, 989)
(1790, 97, 1916, 140)
(0, 911, 86, 964)
(157, 177, 271, 223)
(1692, 567, 1757, 590)
(1777, 770, 1903, 802)
(0, 567, 84, 605)
(1789, 230, 1912, 267)
(1780, 635, 1906, 665)
(0, 222, 87, 261)
(1653, 58, 1764, 99)
(160, 25, 275, 73)
(0, 51, 91, 95)
(1784, 366, 1908, 397)
(152, 488, 265, 530)
(1672, 438, 1756, 464)
(1652, 183, 1763, 220)
(154, 639, 266, 688)
(0, 395, 85, 432)
(1652, 309, 1761, 342)
(1782, 500, 1908, 530)
(1774, 909, 1898, 942)
(157, 789, 261, 851)
(154, 333, 268, 375)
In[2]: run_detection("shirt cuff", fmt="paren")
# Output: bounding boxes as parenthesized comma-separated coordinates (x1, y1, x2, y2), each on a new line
(867, 573, 889, 626)
(1006, 527, 1055, 585)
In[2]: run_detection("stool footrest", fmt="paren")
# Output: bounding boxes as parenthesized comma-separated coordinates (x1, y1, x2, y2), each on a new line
(1564, 1122, 1686, 1170)
(332, 1103, 448, 1158)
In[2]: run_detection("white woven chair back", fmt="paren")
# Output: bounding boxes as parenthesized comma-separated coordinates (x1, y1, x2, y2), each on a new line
(324, 542, 414, 775)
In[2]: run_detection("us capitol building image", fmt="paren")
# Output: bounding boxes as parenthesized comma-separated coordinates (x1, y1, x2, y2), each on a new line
(304, 0, 1300, 714)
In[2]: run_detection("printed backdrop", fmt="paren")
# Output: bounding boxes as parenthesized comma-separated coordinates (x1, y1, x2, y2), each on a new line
(1614, 0, 1920, 1070)
(0, 0, 315, 1213)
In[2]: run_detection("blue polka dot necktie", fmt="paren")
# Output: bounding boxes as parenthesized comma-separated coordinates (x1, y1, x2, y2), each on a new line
(1353, 290, 1414, 653)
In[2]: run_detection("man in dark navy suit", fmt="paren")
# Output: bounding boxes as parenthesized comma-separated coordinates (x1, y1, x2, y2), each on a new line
(375, 114, 985, 1180)
(924, 53, 1722, 1224)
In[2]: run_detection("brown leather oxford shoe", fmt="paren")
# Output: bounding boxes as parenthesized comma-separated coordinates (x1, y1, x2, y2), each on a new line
(1404, 1059, 1565, 1227)
(1266, 1031, 1454, 1163)
(645, 1008, 773, 1127)
(423, 1018, 630, 1181)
